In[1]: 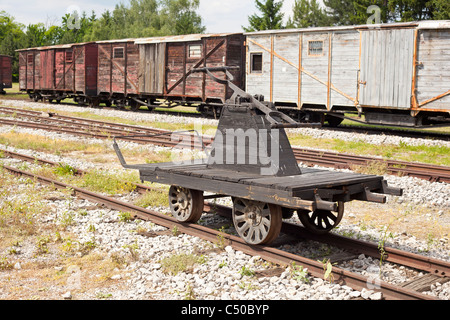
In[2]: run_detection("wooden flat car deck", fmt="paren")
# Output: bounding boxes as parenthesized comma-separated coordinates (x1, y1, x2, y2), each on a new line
(131, 161, 389, 211)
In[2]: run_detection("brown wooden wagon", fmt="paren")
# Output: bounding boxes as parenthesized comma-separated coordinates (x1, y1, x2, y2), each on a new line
(96, 33, 245, 115)
(0, 55, 12, 94)
(18, 43, 98, 104)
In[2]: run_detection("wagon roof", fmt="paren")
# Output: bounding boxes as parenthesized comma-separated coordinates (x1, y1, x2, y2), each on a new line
(244, 20, 450, 36)
(133, 33, 241, 44)
(16, 42, 96, 52)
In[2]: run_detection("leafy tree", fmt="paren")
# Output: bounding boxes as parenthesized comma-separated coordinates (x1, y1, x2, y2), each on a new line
(243, 0, 285, 32)
(322, 0, 357, 25)
(286, 0, 331, 28)
(387, 0, 431, 21)
(59, 11, 96, 44)
(324, 0, 391, 25)
(428, 0, 450, 20)
(161, 0, 206, 35)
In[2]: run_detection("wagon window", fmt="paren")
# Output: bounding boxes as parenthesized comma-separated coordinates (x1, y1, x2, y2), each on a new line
(27, 54, 33, 64)
(250, 53, 263, 73)
(189, 45, 202, 58)
(308, 41, 324, 56)
(66, 51, 73, 62)
(113, 47, 124, 59)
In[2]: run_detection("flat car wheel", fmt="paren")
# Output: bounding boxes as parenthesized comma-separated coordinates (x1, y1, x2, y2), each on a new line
(168, 186, 204, 223)
(232, 198, 282, 245)
(298, 202, 344, 234)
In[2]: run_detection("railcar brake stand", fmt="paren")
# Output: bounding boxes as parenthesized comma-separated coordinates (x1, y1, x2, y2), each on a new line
(114, 67, 402, 245)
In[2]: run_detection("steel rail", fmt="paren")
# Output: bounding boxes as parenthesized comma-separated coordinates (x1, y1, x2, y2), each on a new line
(1, 157, 443, 300)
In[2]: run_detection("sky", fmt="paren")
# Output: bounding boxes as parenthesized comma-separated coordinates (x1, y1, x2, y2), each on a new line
(1, 0, 298, 33)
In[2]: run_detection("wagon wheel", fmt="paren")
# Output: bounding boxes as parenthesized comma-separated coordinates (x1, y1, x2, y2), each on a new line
(129, 99, 140, 111)
(298, 202, 344, 235)
(232, 198, 282, 245)
(168, 186, 204, 223)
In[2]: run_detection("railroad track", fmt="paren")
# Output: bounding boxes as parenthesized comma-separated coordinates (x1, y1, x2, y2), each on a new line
(5, 96, 450, 141)
(1, 106, 449, 183)
(2, 149, 449, 300)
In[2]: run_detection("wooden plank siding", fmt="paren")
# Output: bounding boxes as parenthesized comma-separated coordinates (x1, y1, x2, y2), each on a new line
(97, 41, 139, 96)
(0, 55, 12, 89)
(245, 22, 450, 115)
(137, 33, 245, 103)
(246, 31, 360, 110)
(359, 28, 415, 109)
(415, 29, 450, 111)
(18, 43, 98, 96)
(138, 43, 165, 94)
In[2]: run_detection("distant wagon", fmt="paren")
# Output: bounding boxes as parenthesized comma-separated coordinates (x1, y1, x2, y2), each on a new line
(245, 20, 450, 127)
(0, 55, 12, 94)
(96, 33, 245, 114)
(18, 42, 98, 104)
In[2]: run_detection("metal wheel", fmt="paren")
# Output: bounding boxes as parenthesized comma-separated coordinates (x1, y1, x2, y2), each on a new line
(168, 186, 204, 223)
(232, 198, 282, 245)
(298, 202, 344, 234)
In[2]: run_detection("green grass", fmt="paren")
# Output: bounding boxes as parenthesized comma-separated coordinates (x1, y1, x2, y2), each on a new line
(160, 253, 207, 275)
(288, 132, 450, 166)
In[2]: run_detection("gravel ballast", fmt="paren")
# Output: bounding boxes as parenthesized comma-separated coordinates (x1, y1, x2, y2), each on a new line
(0, 99, 448, 300)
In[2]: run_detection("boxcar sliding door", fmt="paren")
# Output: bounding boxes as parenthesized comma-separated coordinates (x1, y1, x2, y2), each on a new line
(359, 28, 415, 109)
(138, 42, 165, 95)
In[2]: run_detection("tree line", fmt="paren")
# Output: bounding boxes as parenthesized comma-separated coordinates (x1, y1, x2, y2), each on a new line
(1, 0, 449, 80)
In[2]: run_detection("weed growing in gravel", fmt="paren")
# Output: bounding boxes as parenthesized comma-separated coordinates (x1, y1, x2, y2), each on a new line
(36, 235, 51, 255)
(54, 163, 77, 176)
(134, 189, 169, 208)
(78, 170, 137, 195)
(289, 262, 310, 283)
(239, 265, 255, 277)
(184, 282, 197, 300)
(0, 255, 13, 270)
(58, 211, 75, 230)
(320, 258, 336, 283)
(160, 253, 207, 275)
(118, 211, 133, 222)
(123, 241, 140, 261)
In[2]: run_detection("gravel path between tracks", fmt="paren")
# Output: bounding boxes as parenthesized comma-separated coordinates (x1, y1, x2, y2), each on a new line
(0, 99, 449, 301)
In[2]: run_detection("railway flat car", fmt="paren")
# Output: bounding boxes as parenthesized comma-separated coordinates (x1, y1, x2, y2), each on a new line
(245, 20, 450, 127)
(114, 67, 402, 245)
(18, 42, 98, 104)
(0, 55, 12, 94)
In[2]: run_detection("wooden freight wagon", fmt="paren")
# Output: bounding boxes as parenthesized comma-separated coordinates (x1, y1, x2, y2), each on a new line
(96, 38, 140, 108)
(18, 42, 98, 104)
(96, 34, 245, 113)
(134, 33, 245, 113)
(0, 55, 12, 94)
(245, 20, 450, 127)
(97, 34, 245, 111)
